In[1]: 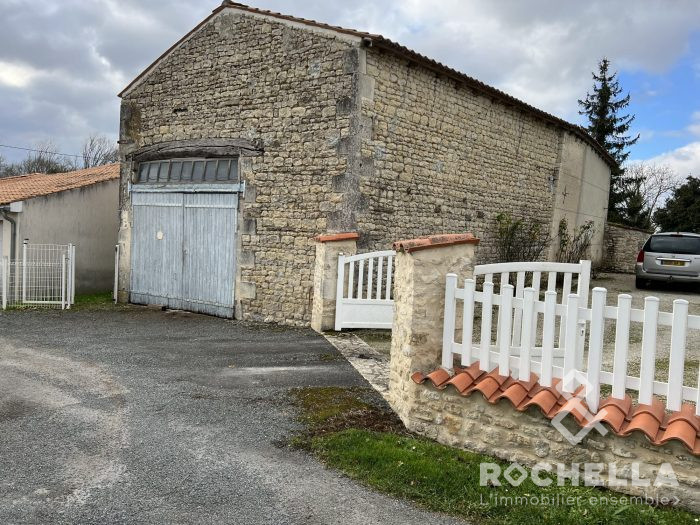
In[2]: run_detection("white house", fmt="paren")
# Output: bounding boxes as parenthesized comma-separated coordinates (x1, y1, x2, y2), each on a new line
(0, 164, 119, 292)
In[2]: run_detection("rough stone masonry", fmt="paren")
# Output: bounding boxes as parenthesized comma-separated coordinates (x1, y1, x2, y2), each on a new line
(117, 4, 613, 324)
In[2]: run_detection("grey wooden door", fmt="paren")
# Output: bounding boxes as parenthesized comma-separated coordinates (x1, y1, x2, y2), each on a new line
(130, 191, 237, 317)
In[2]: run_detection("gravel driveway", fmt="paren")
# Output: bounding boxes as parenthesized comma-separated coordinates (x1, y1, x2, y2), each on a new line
(0, 307, 463, 524)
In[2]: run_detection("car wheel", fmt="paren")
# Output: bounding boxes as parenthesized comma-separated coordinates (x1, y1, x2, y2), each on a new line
(635, 277, 646, 289)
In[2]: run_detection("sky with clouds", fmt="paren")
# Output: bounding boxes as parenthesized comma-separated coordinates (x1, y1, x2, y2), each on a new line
(1, 0, 699, 177)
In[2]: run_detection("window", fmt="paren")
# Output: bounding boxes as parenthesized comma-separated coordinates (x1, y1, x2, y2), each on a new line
(135, 158, 239, 184)
(647, 235, 700, 255)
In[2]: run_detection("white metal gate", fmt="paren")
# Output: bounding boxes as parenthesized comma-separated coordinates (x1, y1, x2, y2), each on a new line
(130, 191, 238, 317)
(335, 250, 396, 330)
(1, 242, 76, 309)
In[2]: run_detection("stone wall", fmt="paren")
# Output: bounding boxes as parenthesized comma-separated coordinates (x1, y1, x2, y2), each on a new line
(603, 223, 652, 273)
(388, 234, 699, 512)
(359, 47, 610, 263)
(117, 7, 612, 324)
(118, 11, 363, 324)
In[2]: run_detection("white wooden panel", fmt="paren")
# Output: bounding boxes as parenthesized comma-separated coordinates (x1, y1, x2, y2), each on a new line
(498, 284, 514, 376)
(611, 294, 632, 399)
(586, 287, 606, 412)
(462, 279, 476, 366)
(540, 291, 557, 387)
(562, 293, 579, 392)
(667, 299, 689, 411)
(518, 288, 536, 380)
(442, 274, 458, 369)
(638, 296, 659, 406)
(479, 281, 494, 372)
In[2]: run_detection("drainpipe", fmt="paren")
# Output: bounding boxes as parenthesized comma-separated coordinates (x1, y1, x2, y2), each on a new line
(0, 206, 17, 260)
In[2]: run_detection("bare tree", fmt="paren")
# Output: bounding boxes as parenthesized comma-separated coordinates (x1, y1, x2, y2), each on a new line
(19, 141, 76, 174)
(81, 134, 119, 168)
(625, 162, 682, 218)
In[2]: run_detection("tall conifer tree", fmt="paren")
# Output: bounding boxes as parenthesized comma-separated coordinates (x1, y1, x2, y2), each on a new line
(578, 59, 640, 223)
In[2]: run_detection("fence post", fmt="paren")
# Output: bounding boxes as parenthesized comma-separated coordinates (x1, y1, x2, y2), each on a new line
(461, 278, 476, 366)
(562, 293, 580, 393)
(540, 290, 557, 387)
(334, 254, 345, 331)
(310, 232, 359, 332)
(518, 287, 536, 381)
(498, 284, 514, 376)
(667, 299, 689, 411)
(638, 296, 659, 406)
(479, 281, 494, 372)
(441, 274, 458, 370)
(21, 239, 27, 304)
(60, 253, 66, 310)
(611, 294, 632, 400)
(586, 287, 607, 412)
(1, 256, 6, 310)
(70, 244, 76, 305)
(113, 244, 120, 303)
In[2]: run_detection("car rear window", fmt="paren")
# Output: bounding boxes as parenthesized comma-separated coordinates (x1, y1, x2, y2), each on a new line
(647, 236, 700, 255)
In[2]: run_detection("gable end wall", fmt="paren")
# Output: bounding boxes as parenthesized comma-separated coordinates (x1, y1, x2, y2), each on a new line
(117, 12, 363, 324)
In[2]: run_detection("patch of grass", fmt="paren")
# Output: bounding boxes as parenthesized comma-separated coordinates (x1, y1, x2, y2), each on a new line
(311, 429, 694, 524)
(72, 291, 123, 310)
(292, 386, 697, 524)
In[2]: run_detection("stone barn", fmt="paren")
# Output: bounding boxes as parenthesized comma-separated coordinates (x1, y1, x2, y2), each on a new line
(116, 1, 613, 324)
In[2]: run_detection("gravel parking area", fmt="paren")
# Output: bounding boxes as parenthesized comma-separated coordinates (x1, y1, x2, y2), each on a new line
(0, 306, 463, 524)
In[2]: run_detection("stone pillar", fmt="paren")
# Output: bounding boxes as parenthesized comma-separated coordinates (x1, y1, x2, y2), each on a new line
(310, 232, 359, 332)
(388, 233, 479, 423)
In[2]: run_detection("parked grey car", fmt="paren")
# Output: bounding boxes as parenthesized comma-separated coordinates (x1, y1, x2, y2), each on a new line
(636, 232, 700, 288)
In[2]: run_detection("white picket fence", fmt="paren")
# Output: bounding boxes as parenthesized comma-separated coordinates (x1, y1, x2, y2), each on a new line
(442, 273, 700, 416)
(335, 250, 395, 330)
(0, 242, 75, 310)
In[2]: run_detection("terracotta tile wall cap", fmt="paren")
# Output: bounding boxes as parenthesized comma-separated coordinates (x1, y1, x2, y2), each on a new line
(599, 395, 633, 417)
(393, 233, 479, 253)
(412, 360, 700, 455)
(630, 399, 666, 424)
(666, 404, 700, 431)
(659, 420, 698, 450)
(621, 413, 662, 439)
(314, 232, 360, 243)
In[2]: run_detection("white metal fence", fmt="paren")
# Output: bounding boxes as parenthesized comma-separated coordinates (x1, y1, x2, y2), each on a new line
(442, 272, 700, 416)
(335, 250, 396, 330)
(1, 242, 75, 309)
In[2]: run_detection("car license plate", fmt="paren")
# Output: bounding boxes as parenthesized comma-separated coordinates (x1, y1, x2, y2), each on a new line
(661, 260, 685, 266)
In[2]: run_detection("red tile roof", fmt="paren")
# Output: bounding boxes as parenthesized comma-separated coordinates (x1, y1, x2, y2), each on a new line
(118, 2, 615, 168)
(393, 233, 479, 253)
(412, 362, 700, 455)
(0, 164, 119, 206)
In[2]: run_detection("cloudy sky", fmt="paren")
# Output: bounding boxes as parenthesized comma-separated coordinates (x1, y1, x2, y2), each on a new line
(1, 0, 699, 176)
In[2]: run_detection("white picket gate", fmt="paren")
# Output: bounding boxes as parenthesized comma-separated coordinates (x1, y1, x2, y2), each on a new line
(0, 242, 75, 310)
(442, 274, 700, 415)
(335, 250, 396, 330)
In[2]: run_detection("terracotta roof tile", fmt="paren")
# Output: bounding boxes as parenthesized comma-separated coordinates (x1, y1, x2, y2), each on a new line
(413, 362, 700, 455)
(314, 232, 360, 243)
(0, 164, 119, 206)
(393, 233, 479, 253)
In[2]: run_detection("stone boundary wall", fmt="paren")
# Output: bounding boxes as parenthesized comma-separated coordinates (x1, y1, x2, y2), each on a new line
(603, 223, 653, 273)
(388, 233, 699, 512)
